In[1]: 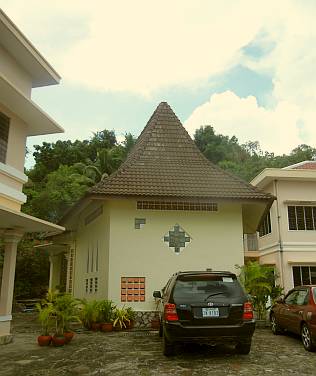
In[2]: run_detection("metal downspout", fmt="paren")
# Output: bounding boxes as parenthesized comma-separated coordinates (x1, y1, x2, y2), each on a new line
(274, 179, 284, 287)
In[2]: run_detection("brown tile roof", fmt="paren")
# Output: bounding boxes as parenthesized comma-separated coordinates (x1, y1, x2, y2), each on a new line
(292, 162, 316, 170)
(90, 102, 272, 201)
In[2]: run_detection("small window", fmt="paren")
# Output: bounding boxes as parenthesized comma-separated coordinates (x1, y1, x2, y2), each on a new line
(259, 212, 271, 237)
(292, 266, 316, 286)
(135, 218, 146, 229)
(121, 277, 145, 302)
(0, 112, 10, 164)
(288, 206, 316, 231)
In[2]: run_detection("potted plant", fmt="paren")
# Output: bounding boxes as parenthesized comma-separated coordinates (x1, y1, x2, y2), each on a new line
(113, 307, 130, 330)
(79, 299, 99, 330)
(54, 294, 79, 343)
(98, 300, 115, 332)
(125, 307, 136, 329)
(36, 303, 53, 346)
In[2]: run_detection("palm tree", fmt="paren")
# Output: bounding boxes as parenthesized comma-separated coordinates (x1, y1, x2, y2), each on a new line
(236, 262, 281, 320)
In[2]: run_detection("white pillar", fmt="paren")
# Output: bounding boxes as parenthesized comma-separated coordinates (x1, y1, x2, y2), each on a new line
(49, 254, 62, 291)
(0, 229, 23, 341)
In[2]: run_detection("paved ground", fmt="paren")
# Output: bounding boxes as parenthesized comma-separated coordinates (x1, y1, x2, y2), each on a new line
(1, 314, 316, 375)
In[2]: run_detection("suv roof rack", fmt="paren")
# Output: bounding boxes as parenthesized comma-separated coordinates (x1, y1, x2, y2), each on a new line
(176, 270, 235, 275)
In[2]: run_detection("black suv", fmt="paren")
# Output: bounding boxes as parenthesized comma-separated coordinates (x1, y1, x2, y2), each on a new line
(153, 270, 255, 356)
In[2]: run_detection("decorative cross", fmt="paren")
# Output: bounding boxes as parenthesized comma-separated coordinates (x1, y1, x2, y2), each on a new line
(164, 224, 191, 254)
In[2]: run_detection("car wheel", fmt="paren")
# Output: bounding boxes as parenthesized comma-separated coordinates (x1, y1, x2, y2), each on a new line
(163, 332, 175, 356)
(235, 341, 251, 355)
(271, 313, 282, 335)
(301, 323, 315, 352)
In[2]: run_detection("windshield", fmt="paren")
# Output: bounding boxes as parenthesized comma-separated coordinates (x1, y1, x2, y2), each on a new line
(173, 274, 244, 301)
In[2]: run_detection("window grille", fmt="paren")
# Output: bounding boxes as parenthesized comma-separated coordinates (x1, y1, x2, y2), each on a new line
(121, 277, 145, 302)
(89, 278, 93, 293)
(0, 112, 9, 164)
(137, 201, 218, 212)
(293, 266, 316, 286)
(259, 212, 272, 237)
(288, 206, 316, 231)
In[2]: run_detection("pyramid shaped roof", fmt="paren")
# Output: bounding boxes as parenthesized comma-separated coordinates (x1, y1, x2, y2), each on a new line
(90, 102, 272, 202)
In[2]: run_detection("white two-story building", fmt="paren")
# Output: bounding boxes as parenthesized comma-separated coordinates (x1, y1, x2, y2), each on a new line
(0, 9, 64, 344)
(251, 161, 316, 293)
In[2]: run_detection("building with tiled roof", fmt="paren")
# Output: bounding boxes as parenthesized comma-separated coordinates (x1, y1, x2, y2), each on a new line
(250, 162, 316, 293)
(46, 102, 274, 318)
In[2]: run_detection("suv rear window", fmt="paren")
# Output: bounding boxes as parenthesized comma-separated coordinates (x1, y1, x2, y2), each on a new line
(173, 274, 244, 300)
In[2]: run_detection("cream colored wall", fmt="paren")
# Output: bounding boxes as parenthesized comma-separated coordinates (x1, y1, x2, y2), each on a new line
(258, 178, 316, 292)
(0, 197, 20, 211)
(276, 180, 316, 243)
(73, 203, 110, 300)
(0, 103, 27, 210)
(0, 103, 27, 172)
(0, 44, 32, 97)
(107, 199, 244, 311)
(258, 182, 279, 251)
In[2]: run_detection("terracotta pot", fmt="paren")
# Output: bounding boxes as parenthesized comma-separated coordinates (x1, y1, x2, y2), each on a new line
(64, 331, 75, 343)
(91, 323, 101, 331)
(37, 335, 52, 346)
(52, 335, 66, 347)
(100, 323, 113, 332)
(113, 325, 122, 331)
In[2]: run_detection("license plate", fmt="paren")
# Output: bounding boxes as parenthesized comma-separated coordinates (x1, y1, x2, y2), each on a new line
(202, 307, 219, 318)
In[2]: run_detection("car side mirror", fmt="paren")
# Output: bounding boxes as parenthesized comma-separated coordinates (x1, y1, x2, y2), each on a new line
(153, 290, 162, 299)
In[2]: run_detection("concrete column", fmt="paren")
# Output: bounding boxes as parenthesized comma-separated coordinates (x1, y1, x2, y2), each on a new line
(49, 254, 62, 291)
(0, 229, 23, 343)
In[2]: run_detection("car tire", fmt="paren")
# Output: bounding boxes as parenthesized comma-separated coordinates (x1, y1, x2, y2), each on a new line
(235, 342, 251, 355)
(271, 313, 283, 335)
(301, 323, 315, 352)
(163, 332, 175, 356)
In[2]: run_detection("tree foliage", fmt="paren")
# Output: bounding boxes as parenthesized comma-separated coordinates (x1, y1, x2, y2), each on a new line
(236, 261, 283, 320)
(11, 124, 315, 300)
(194, 126, 316, 181)
(24, 131, 137, 223)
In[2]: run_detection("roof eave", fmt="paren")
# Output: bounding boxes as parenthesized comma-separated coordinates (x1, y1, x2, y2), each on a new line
(0, 73, 64, 135)
(0, 9, 61, 87)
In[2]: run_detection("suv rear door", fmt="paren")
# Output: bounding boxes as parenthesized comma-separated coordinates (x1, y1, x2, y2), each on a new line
(171, 273, 246, 326)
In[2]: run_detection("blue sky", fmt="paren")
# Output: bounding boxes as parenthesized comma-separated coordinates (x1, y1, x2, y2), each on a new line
(2, 0, 316, 166)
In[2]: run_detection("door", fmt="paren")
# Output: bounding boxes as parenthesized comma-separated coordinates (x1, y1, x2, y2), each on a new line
(279, 290, 298, 330)
(287, 289, 309, 334)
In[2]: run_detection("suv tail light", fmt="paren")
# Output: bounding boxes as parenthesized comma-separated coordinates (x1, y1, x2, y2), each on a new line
(164, 303, 179, 321)
(243, 302, 253, 320)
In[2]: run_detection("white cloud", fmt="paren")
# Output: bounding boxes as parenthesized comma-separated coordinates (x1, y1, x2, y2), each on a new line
(1, 0, 268, 94)
(2, 0, 316, 155)
(184, 91, 302, 154)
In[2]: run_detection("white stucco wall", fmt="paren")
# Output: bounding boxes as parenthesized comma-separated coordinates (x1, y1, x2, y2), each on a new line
(0, 103, 27, 210)
(0, 44, 32, 97)
(72, 199, 245, 311)
(110, 199, 243, 310)
(73, 203, 110, 300)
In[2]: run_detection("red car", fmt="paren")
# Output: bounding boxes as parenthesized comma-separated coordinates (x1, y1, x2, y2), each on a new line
(270, 285, 316, 351)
